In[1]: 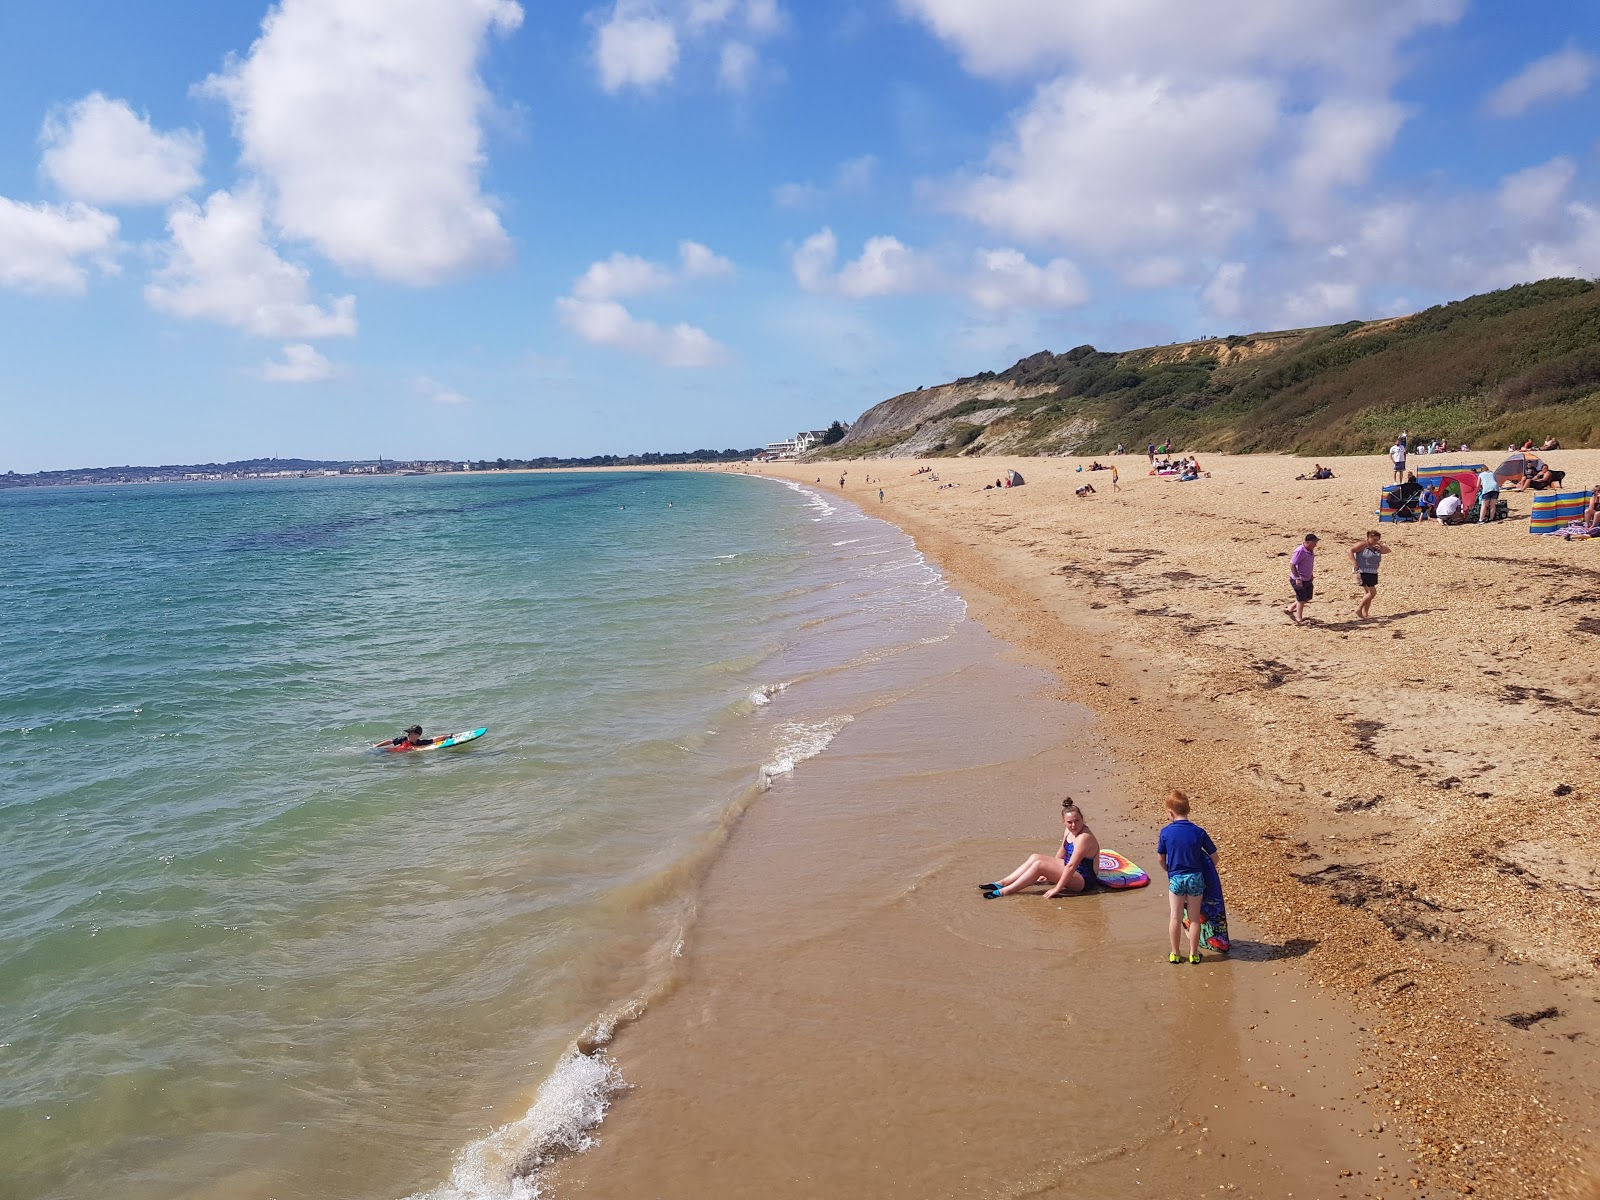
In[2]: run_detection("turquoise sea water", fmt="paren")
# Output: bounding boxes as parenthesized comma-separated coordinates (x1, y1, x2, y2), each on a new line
(0, 470, 963, 1200)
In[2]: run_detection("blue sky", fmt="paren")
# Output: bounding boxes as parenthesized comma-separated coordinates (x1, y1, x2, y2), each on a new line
(3, 0, 1600, 471)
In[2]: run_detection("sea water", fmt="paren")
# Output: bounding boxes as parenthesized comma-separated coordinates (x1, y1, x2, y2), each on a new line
(0, 470, 963, 1200)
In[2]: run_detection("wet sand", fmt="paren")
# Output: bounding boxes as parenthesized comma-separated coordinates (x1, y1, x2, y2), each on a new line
(736, 451, 1600, 1198)
(554, 501, 1420, 1198)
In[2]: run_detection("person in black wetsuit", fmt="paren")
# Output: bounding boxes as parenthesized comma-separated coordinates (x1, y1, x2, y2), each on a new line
(387, 725, 434, 748)
(980, 800, 1101, 898)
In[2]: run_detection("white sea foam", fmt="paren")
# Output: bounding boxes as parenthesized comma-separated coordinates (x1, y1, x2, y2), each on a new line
(748, 682, 789, 706)
(406, 1045, 625, 1200)
(761, 715, 852, 782)
(831, 539, 859, 546)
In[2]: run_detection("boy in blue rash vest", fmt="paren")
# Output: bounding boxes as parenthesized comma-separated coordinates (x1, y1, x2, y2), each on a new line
(1158, 790, 1217, 964)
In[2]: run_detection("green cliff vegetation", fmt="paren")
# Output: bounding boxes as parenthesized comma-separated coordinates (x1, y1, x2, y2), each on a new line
(848, 278, 1600, 456)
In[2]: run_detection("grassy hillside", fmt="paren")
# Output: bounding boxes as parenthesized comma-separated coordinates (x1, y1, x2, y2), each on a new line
(831, 278, 1600, 457)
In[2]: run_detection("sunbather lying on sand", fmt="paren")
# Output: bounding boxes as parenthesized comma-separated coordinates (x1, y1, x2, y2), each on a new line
(980, 800, 1100, 898)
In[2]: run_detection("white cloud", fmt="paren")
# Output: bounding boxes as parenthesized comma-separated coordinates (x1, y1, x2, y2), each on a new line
(261, 343, 337, 382)
(0, 197, 119, 294)
(791, 228, 838, 291)
(1499, 158, 1577, 224)
(1287, 99, 1408, 201)
(966, 247, 1087, 310)
(597, 16, 680, 91)
(773, 154, 877, 209)
(1281, 280, 1362, 324)
(39, 93, 204, 206)
(572, 252, 676, 301)
(950, 75, 1278, 254)
(1121, 256, 1187, 288)
(201, 0, 521, 286)
(557, 296, 727, 366)
(557, 241, 734, 366)
(594, 0, 784, 94)
(1486, 47, 1599, 117)
(1202, 262, 1247, 319)
(145, 188, 357, 338)
(679, 239, 734, 279)
(835, 236, 935, 297)
(718, 41, 758, 92)
(791, 227, 1086, 311)
(897, 0, 1463, 82)
(773, 180, 821, 208)
(415, 375, 471, 404)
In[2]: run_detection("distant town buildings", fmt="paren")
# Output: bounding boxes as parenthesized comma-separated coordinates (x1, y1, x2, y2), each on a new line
(757, 428, 841, 461)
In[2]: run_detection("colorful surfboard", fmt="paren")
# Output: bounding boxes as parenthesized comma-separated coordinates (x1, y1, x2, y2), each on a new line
(1093, 849, 1150, 890)
(1181, 856, 1230, 952)
(372, 727, 487, 754)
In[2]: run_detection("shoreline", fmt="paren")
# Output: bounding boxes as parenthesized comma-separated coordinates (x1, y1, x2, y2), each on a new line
(552, 473, 1420, 1199)
(747, 453, 1600, 1197)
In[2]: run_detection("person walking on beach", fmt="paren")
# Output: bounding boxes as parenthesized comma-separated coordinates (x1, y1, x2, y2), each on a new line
(980, 799, 1100, 898)
(1283, 533, 1317, 624)
(1111, 465, 1120, 492)
(1389, 437, 1407, 483)
(1348, 530, 1389, 621)
(1158, 790, 1217, 964)
(878, 488, 885, 503)
(1147, 442, 1156, 465)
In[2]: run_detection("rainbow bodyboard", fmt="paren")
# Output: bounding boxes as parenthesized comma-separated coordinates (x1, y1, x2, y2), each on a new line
(1094, 849, 1150, 890)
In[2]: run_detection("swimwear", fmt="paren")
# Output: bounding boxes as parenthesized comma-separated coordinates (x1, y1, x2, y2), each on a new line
(1061, 838, 1100, 889)
(1359, 572, 1379, 588)
(1169, 872, 1205, 896)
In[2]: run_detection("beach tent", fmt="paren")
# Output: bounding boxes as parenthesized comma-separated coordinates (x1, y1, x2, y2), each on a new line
(1004, 469, 1025, 487)
(1495, 453, 1537, 487)
(1529, 489, 1593, 534)
(1432, 469, 1480, 513)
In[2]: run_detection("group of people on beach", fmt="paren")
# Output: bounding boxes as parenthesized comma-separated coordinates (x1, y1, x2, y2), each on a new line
(982, 792, 1219, 964)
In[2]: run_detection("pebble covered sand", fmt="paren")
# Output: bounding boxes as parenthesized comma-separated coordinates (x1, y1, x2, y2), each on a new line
(753, 450, 1600, 1199)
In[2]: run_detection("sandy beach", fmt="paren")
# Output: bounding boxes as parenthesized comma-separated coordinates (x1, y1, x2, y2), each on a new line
(737, 451, 1600, 1198)
(552, 452, 1600, 1199)
(535, 452, 1589, 1199)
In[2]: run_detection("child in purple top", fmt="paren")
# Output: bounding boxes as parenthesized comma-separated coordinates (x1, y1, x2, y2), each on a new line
(1282, 533, 1317, 624)
(1158, 790, 1217, 964)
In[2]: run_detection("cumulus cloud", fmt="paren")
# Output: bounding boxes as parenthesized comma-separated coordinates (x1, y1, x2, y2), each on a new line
(597, 16, 679, 90)
(898, 0, 1463, 83)
(791, 227, 1087, 311)
(415, 375, 472, 404)
(557, 296, 726, 366)
(593, 0, 785, 94)
(40, 93, 204, 206)
(967, 247, 1087, 310)
(261, 343, 337, 382)
(950, 75, 1278, 254)
(200, 0, 521, 286)
(557, 240, 733, 366)
(1202, 262, 1248, 319)
(1485, 47, 1599, 117)
(1499, 157, 1577, 225)
(145, 188, 357, 338)
(0, 197, 119, 294)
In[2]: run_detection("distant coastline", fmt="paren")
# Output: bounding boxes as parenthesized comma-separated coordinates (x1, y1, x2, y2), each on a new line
(0, 449, 764, 489)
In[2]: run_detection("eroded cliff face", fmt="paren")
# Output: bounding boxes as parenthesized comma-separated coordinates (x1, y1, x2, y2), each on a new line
(836, 378, 1052, 451)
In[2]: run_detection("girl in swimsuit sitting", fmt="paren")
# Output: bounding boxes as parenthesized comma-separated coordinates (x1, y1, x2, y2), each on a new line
(981, 799, 1101, 898)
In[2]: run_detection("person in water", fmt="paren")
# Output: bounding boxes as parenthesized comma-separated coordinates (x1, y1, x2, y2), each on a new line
(388, 725, 434, 747)
(980, 799, 1101, 898)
